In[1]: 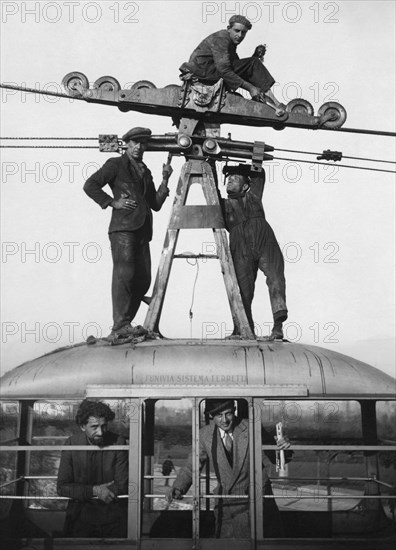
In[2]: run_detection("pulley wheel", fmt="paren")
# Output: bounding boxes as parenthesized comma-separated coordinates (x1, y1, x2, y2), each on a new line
(164, 84, 181, 91)
(130, 80, 156, 91)
(286, 98, 314, 116)
(62, 71, 89, 97)
(93, 76, 121, 93)
(317, 101, 347, 128)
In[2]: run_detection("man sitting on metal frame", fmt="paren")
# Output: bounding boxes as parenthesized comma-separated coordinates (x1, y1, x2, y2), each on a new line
(179, 15, 285, 115)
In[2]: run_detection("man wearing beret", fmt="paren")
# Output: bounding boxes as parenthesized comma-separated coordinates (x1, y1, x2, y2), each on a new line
(166, 399, 292, 538)
(179, 15, 285, 114)
(84, 127, 172, 341)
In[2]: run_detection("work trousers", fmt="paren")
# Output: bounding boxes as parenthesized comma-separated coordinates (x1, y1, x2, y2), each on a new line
(109, 231, 151, 331)
(233, 56, 275, 93)
(231, 221, 287, 331)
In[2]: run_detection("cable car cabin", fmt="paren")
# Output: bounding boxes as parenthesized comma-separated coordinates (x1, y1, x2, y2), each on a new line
(0, 339, 395, 549)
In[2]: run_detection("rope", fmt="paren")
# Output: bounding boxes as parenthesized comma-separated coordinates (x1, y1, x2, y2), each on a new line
(184, 254, 200, 339)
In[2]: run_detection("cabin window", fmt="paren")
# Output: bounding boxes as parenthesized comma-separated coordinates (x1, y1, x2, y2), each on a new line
(0, 401, 19, 519)
(256, 399, 370, 539)
(0, 398, 130, 540)
(141, 398, 193, 538)
(375, 400, 396, 513)
(26, 399, 129, 513)
(141, 398, 252, 540)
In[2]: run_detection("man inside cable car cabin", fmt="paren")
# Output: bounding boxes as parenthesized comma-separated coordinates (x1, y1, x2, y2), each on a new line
(57, 399, 128, 537)
(222, 164, 288, 340)
(166, 399, 292, 538)
(179, 14, 285, 114)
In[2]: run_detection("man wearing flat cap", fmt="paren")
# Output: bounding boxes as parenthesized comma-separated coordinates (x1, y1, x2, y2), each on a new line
(166, 399, 292, 538)
(179, 15, 284, 113)
(84, 127, 172, 341)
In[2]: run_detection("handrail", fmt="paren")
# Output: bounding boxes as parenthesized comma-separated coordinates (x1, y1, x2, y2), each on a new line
(1, 444, 394, 452)
(261, 445, 396, 451)
(0, 494, 129, 500)
(0, 445, 129, 451)
(0, 477, 23, 489)
(32, 435, 69, 440)
(2, 493, 395, 501)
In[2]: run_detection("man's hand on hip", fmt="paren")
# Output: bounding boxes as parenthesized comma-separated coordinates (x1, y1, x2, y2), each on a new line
(111, 193, 137, 210)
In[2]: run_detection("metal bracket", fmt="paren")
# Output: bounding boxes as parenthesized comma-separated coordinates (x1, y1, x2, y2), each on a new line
(99, 134, 123, 153)
(251, 140, 266, 172)
(317, 149, 343, 162)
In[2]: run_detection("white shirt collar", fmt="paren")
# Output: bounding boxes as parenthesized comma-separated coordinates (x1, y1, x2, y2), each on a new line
(218, 427, 233, 441)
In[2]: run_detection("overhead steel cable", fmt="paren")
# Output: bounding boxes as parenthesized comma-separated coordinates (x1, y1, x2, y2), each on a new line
(1, 145, 394, 173)
(319, 126, 395, 137)
(274, 156, 396, 174)
(275, 148, 396, 165)
(0, 136, 97, 140)
(0, 145, 97, 149)
(1, 138, 395, 166)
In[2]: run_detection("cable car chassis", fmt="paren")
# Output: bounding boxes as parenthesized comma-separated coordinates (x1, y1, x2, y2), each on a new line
(60, 71, 347, 132)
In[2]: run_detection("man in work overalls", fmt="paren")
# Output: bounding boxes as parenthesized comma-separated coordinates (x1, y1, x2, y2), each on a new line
(222, 166, 288, 340)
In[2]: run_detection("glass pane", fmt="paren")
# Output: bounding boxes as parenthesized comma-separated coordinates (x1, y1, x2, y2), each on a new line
(376, 400, 396, 523)
(142, 398, 192, 538)
(30, 400, 77, 512)
(0, 401, 18, 522)
(259, 399, 372, 538)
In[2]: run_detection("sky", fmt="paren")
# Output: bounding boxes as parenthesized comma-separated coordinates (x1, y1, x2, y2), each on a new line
(0, 0, 395, 379)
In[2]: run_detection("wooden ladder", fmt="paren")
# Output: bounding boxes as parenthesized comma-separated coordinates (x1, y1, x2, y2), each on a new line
(144, 159, 255, 339)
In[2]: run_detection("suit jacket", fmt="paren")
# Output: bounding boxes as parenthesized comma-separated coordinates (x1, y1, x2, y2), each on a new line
(181, 29, 244, 91)
(83, 153, 169, 238)
(174, 418, 292, 500)
(57, 430, 128, 501)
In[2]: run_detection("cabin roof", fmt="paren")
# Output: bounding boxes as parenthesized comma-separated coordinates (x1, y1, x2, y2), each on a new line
(1, 339, 395, 400)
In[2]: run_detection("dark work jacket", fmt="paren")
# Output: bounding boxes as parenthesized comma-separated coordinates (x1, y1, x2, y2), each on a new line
(83, 153, 169, 239)
(221, 171, 269, 254)
(57, 430, 128, 501)
(223, 171, 265, 229)
(57, 430, 128, 536)
(181, 29, 245, 90)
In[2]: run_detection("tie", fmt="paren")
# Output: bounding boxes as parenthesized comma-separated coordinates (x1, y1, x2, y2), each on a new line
(224, 433, 233, 454)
